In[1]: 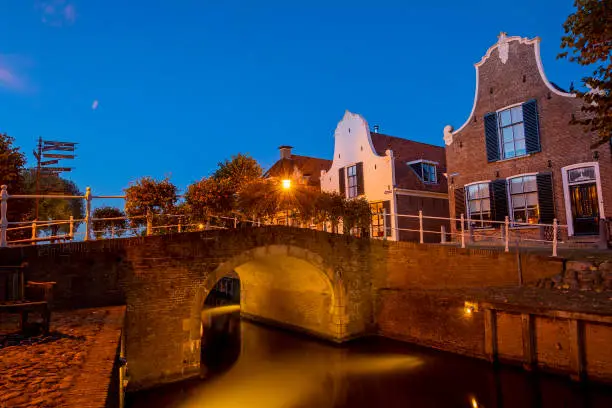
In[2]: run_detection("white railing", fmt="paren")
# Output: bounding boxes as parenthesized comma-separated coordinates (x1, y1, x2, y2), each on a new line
(0, 184, 566, 256)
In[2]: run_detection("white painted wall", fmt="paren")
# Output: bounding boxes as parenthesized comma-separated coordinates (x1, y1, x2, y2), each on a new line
(320, 111, 398, 239)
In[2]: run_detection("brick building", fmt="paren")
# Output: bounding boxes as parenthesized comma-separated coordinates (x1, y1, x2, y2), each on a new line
(444, 33, 612, 243)
(321, 111, 448, 242)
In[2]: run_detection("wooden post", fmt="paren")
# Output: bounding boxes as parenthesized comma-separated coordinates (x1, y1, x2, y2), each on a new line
(69, 216, 74, 239)
(234, 217, 237, 229)
(111, 224, 115, 239)
(484, 308, 498, 363)
(504, 216, 510, 252)
(440, 225, 446, 243)
(383, 208, 388, 241)
(460, 213, 465, 249)
(84, 186, 92, 241)
(31, 221, 37, 245)
(418, 210, 424, 244)
(178, 219, 182, 233)
(521, 313, 536, 371)
(0, 185, 7, 248)
(146, 209, 152, 236)
(552, 218, 558, 257)
(568, 319, 585, 382)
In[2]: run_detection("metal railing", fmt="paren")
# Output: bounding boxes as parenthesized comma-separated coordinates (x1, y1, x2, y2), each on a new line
(0, 184, 568, 256)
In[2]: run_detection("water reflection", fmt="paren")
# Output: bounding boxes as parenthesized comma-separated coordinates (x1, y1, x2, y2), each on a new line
(128, 319, 612, 408)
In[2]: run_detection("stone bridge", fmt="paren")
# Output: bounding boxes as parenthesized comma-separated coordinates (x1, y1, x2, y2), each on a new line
(1, 227, 563, 389)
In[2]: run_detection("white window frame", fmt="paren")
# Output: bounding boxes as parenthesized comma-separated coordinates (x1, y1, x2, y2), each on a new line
(464, 180, 492, 228)
(561, 162, 605, 236)
(496, 102, 527, 160)
(506, 173, 539, 226)
(407, 159, 439, 184)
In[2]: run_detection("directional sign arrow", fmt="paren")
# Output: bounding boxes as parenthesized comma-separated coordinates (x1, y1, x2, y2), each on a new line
(41, 160, 59, 166)
(42, 146, 75, 152)
(33, 150, 40, 160)
(42, 153, 76, 159)
(41, 167, 72, 172)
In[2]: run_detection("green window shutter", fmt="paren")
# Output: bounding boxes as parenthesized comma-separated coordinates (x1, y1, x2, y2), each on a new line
(536, 172, 555, 224)
(338, 167, 345, 196)
(490, 179, 508, 222)
(454, 187, 466, 230)
(523, 99, 541, 154)
(356, 162, 365, 195)
(484, 112, 500, 162)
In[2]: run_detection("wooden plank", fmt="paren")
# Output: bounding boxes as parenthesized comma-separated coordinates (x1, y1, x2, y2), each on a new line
(484, 308, 498, 362)
(521, 313, 536, 370)
(480, 302, 612, 325)
(568, 319, 585, 381)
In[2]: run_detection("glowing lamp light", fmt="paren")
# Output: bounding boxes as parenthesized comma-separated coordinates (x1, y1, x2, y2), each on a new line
(471, 397, 479, 408)
(197, 223, 205, 230)
(464, 301, 478, 316)
(282, 179, 292, 190)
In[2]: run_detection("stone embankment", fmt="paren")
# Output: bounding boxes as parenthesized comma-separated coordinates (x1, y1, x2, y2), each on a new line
(0, 307, 125, 408)
(535, 260, 612, 292)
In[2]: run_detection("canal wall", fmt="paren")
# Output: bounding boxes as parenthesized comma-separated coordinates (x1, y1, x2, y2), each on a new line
(375, 289, 612, 384)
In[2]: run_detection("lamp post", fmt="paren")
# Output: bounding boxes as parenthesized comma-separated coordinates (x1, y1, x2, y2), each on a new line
(282, 179, 291, 226)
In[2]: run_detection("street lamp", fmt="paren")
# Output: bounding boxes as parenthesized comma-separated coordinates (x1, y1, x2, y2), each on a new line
(282, 179, 291, 226)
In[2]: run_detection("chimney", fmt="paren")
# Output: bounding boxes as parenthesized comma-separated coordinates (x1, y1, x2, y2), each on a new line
(279, 145, 293, 160)
(373, 125, 379, 133)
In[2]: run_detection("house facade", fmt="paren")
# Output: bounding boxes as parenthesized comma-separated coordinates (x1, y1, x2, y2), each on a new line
(444, 33, 612, 243)
(321, 111, 449, 242)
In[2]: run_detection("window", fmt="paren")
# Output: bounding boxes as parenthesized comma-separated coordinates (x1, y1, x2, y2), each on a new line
(509, 175, 539, 224)
(370, 201, 390, 237)
(408, 160, 438, 184)
(499, 106, 526, 159)
(466, 183, 491, 228)
(347, 164, 358, 198)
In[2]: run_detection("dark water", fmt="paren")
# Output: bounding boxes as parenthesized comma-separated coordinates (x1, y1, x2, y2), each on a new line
(128, 318, 612, 408)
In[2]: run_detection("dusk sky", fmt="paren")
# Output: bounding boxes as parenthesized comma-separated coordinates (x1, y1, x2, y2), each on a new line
(0, 0, 590, 199)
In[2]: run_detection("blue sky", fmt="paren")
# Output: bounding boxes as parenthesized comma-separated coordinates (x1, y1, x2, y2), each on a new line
(0, 0, 589, 198)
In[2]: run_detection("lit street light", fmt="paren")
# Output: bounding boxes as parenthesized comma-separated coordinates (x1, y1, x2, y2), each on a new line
(282, 179, 291, 225)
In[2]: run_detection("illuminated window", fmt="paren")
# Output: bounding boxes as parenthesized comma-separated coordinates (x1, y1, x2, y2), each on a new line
(370, 201, 390, 237)
(466, 183, 491, 228)
(509, 175, 539, 224)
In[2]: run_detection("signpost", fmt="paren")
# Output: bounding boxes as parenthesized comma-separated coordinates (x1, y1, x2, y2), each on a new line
(33, 137, 77, 220)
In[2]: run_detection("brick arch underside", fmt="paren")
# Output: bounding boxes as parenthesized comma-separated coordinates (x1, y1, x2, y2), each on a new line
(190, 245, 348, 343)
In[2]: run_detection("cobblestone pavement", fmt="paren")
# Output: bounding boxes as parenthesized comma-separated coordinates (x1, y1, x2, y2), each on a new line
(0, 308, 122, 408)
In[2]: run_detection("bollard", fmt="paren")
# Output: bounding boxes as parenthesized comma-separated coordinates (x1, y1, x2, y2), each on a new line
(31, 221, 37, 245)
(69, 216, 74, 240)
(441, 225, 446, 244)
(234, 217, 237, 229)
(178, 219, 182, 233)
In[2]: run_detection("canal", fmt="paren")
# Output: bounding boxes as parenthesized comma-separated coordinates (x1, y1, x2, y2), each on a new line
(128, 317, 612, 408)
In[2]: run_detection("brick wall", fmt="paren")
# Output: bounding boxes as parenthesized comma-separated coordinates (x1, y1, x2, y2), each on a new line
(395, 194, 450, 243)
(446, 37, 612, 237)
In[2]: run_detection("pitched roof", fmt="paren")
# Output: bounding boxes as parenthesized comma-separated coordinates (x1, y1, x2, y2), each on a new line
(370, 132, 448, 193)
(265, 154, 332, 187)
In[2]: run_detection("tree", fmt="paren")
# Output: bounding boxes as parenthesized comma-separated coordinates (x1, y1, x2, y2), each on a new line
(124, 177, 178, 228)
(212, 153, 263, 191)
(184, 177, 235, 218)
(343, 197, 372, 236)
(237, 178, 282, 220)
(314, 191, 345, 233)
(21, 170, 84, 237)
(559, 0, 612, 146)
(92, 206, 127, 239)
(0, 133, 29, 239)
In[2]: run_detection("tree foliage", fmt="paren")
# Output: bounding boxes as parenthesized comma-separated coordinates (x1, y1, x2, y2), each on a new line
(124, 177, 178, 226)
(212, 153, 262, 191)
(559, 0, 612, 145)
(92, 206, 127, 239)
(184, 177, 235, 217)
(342, 197, 373, 236)
(21, 170, 84, 237)
(0, 133, 29, 239)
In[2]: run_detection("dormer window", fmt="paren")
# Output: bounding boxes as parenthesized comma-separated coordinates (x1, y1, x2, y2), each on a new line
(408, 160, 438, 184)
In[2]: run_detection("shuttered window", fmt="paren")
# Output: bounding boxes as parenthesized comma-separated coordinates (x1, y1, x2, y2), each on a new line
(338, 168, 346, 196)
(536, 172, 555, 224)
(509, 175, 539, 224)
(347, 165, 358, 198)
(466, 183, 491, 228)
(454, 187, 466, 231)
(484, 100, 540, 162)
(491, 179, 509, 222)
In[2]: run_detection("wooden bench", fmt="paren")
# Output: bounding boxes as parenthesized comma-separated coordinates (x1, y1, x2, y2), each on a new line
(0, 265, 55, 335)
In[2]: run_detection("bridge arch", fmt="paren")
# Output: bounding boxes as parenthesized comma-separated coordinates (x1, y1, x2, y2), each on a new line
(189, 244, 348, 343)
